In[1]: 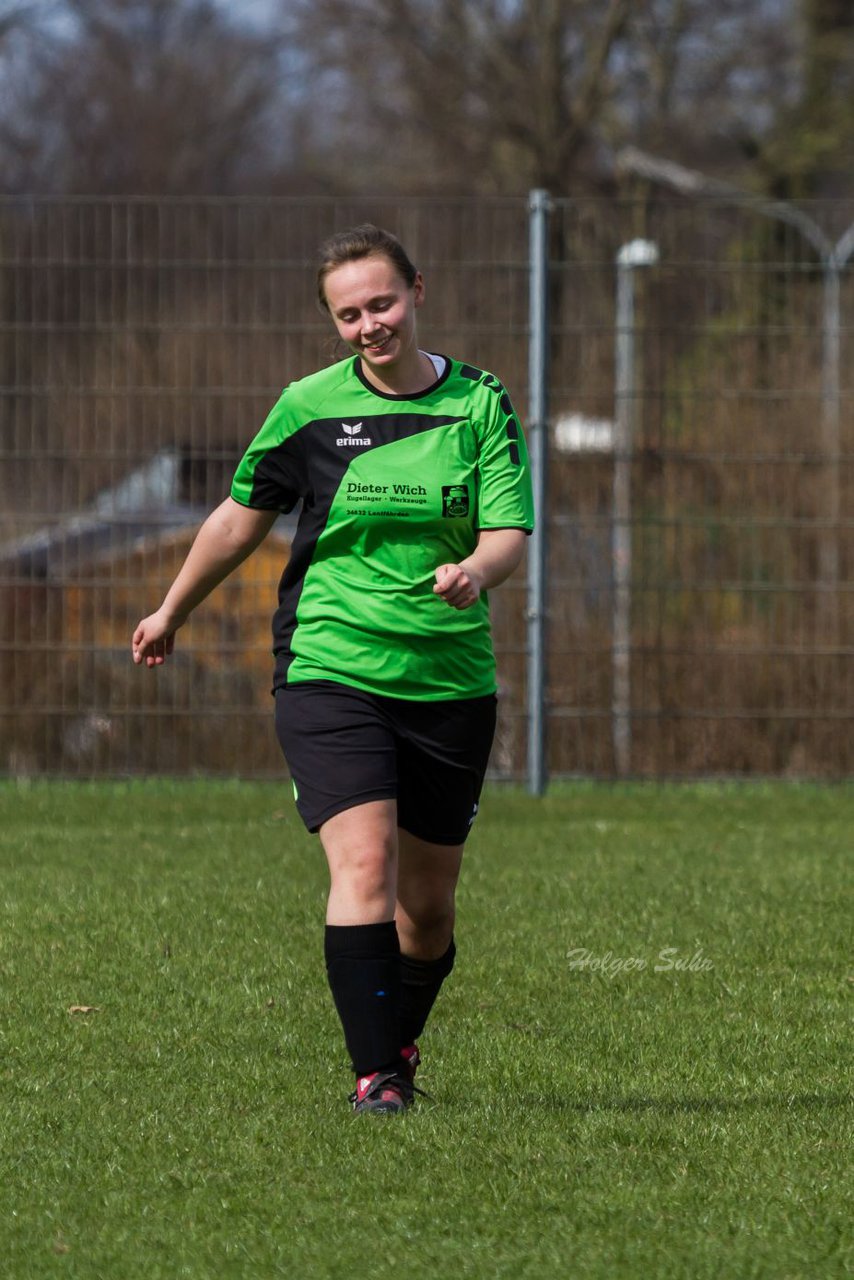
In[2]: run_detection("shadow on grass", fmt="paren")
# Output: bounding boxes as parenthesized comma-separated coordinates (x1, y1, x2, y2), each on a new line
(519, 1091, 853, 1114)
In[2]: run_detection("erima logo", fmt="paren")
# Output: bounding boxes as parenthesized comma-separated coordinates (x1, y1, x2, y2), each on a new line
(337, 421, 372, 447)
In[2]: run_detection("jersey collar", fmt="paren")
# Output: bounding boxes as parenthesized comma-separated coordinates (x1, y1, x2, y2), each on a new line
(353, 352, 452, 401)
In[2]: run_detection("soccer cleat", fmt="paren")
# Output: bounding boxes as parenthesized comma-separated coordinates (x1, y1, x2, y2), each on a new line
(348, 1062, 430, 1115)
(349, 1069, 413, 1115)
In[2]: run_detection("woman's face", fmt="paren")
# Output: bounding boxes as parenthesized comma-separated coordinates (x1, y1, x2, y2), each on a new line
(322, 253, 424, 374)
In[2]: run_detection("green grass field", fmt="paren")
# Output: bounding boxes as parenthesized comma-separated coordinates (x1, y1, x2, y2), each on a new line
(1, 781, 851, 1279)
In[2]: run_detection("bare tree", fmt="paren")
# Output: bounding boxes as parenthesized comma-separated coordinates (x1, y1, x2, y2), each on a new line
(281, 0, 817, 196)
(286, 0, 635, 194)
(759, 0, 854, 197)
(0, 2, 55, 162)
(0, 0, 292, 194)
(1, 0, 836, 199)
(618, 0, 799, 183)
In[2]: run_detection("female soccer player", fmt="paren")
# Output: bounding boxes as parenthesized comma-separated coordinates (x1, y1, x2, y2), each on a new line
(132, 225, 534, 1114)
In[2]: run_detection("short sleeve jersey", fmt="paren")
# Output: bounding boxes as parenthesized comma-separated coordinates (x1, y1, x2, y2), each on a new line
(231, 354, 534, 700)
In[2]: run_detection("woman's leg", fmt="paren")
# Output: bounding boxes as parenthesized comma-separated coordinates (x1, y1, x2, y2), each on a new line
(395, 831, 464, 1049)
(395, 830, 462, 959)
(389, 693, 496, 1051)
(319, 799, 405, 1081)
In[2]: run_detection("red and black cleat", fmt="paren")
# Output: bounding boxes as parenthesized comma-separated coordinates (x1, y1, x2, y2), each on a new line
(349, 1069, 413, 1115)
(349, 1052, 429, 1115)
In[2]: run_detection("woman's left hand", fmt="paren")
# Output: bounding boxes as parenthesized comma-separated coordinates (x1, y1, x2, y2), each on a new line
(433, 563, 483, 609)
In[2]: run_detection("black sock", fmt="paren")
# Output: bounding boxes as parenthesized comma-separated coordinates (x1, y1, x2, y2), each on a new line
(399, 938, 456, 1047)
(324, 921, 401, 1077)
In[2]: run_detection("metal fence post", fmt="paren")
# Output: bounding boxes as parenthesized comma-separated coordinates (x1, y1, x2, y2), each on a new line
(613, 240, 658, 777)
(527, 189, 550, 795)
(820, 223, 854, 633)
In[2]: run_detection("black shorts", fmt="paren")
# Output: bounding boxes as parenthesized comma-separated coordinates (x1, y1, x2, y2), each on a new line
(274, 680, 497, 845)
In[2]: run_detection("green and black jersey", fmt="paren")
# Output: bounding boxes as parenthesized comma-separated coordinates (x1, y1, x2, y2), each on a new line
(231, 354, 534, 700)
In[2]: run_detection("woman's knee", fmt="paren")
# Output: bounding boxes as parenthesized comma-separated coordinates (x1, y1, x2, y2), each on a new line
(395, 888, 456, 956)
(405, 893, 455, 932)
(333, 845, 395, 896)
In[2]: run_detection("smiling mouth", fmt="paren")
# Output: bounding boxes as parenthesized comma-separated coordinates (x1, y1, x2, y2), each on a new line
(362, 334, 393, 355)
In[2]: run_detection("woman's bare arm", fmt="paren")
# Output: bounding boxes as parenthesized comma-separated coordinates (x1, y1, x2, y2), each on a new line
(132, 498, 279, 667)
(433, 528, 527, 610)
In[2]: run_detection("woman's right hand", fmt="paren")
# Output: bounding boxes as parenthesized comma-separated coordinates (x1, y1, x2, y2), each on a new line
(132, 609, 182, 668)
(130, 499, 278, 670)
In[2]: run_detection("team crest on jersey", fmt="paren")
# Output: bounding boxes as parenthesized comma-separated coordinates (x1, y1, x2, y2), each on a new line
(442, 484, 470, 517)
(336, 421, 372, 447)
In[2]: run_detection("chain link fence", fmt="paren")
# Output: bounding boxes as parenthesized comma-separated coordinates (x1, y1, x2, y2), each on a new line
(1, 195, 852, 780)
